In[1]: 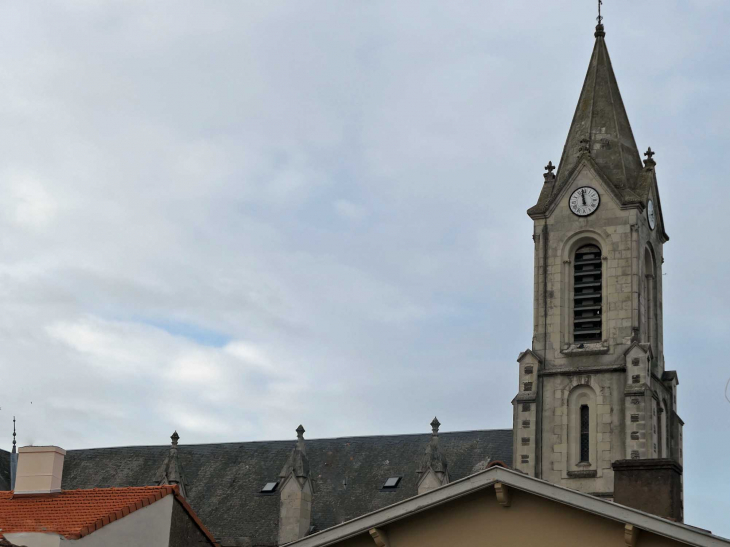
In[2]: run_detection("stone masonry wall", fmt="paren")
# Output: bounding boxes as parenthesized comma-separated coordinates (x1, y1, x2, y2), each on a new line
(513, 159, 679, 497)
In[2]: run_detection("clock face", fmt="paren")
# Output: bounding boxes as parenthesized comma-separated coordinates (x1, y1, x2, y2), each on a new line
(647, 200, 656, 230)
(569, 187, 600, 216)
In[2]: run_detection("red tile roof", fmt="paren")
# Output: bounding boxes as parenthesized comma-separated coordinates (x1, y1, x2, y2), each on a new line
(0, 485, 217, 546)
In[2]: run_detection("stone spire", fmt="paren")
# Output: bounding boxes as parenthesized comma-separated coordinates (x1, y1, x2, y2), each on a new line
(10, 417, 18, 490)
(278, 425, 313, 545)
(416, 417, 449, 495)
(529, 21, 644, 216)
(154, 430, 187, 498)
(556, 21, 643, 190)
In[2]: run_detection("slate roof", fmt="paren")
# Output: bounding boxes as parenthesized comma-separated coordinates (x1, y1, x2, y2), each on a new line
(50, 428, 512, 546)
(0, 450, 9, 491)
(529, 24, 646, 217)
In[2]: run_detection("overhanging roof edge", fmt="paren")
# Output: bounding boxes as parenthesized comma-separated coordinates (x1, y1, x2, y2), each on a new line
(288, 467, 730, 547)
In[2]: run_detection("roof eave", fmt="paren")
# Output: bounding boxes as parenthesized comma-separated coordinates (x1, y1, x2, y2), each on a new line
(287, 467, 730, 547)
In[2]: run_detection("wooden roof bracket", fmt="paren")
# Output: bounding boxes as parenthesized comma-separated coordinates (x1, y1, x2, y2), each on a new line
(369, 527, 390, 547)
(625, 523, 641, 547)
(495, 482, 511, 507)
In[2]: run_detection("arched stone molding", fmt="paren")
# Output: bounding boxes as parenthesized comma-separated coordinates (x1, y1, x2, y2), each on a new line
(642, 243, 658, 354)
(660, 398, 669, 458)
(552, 375, 613, 480)
(559, 229, 612, 351)
(649, 395, 661, 458)
(568, 384, 597, 473)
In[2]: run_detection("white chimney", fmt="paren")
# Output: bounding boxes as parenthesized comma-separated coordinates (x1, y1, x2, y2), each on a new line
(14, 446, 66, 495)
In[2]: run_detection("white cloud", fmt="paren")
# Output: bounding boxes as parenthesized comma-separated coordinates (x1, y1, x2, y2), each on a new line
(224, 341, 275, 371)
(2, 172, 58, 229)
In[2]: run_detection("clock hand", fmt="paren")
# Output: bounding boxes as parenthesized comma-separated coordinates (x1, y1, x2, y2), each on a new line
(581, 190, 586, 206)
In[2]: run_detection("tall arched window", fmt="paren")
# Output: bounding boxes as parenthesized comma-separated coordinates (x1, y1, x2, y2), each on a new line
(660, 399, 669, 458)
(643, 247, 656, 349)
(574, 244, 602, 343)
(568, 385, 596, 469)
(580, 405, 590, 463)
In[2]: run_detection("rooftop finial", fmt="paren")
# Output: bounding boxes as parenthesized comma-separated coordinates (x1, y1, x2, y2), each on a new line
(644, 147, 656, 167)
(10, 416, 18, 490)
(155, 430, 187, 497)
(280, 425, 310, 479)
(417, 416, 449, 494)
(296, 424, 306, 453)
(544, 161, 556, 183)
(595, 0, 605, 37)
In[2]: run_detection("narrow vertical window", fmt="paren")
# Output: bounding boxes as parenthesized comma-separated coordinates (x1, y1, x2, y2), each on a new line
(644, 247, 656, 350)
(580, 405, 590, 463)
(574, 244, 602, 342)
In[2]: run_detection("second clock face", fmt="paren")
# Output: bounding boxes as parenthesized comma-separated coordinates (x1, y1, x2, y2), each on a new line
(569, 187, 600, 216)
(647, 199, 656, 230)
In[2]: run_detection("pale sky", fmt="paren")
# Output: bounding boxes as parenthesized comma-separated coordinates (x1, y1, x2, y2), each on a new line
(1, 0, 728, 537)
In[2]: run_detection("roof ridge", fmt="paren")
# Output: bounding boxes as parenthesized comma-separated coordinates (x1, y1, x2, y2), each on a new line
(58, 485, 173, 493)
(62, 428, 511, 451)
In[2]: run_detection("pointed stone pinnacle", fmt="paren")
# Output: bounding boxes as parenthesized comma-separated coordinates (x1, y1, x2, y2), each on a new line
(171, 431, 179, 446)
(644, 147, 656, 167)
(544, 161, 556, 183)
(296, 425, 305, 438)
(431, 417, 440, 435)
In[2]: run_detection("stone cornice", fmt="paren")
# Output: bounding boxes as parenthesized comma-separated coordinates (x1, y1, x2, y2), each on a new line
(539, 365, 626, 377)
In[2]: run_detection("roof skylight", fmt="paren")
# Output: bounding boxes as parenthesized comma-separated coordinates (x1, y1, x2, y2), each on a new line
(382, 477, 401, 489)
(260, 481, 279, 493)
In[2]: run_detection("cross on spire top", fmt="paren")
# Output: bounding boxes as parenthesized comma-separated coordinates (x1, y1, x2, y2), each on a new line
(595, 0, 606, 37)
(644, 147, 655, 160)
(545, 161, 555, 174)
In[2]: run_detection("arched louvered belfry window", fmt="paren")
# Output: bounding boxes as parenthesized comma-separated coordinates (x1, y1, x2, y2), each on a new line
(574, 244, 602, 343)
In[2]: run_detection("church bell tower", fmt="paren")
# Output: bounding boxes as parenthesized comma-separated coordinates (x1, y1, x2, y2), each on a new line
(512, 21, 683, 507)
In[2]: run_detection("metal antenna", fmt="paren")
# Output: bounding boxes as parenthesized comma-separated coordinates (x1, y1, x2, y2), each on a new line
(12, 416, 16, 452)
(597, 0, 603, 25)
